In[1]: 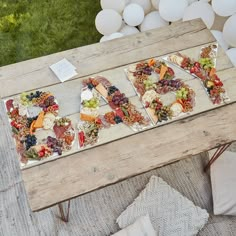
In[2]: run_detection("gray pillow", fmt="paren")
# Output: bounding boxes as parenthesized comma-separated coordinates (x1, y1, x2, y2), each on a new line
(117, 176, 209, 236)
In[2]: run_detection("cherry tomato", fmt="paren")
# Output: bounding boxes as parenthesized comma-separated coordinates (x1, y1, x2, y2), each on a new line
(214, 79, 223, 87)
(190, 67, 195, 73)
(95, 118, 102, 125)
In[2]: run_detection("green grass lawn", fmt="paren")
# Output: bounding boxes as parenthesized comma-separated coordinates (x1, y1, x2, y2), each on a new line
(0, 0, 101, 66)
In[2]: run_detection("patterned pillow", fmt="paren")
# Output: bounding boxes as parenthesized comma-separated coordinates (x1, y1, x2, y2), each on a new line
(112, 215, 156, 236)
(210, 150, 236, 215)
(117, 176, 209, 236)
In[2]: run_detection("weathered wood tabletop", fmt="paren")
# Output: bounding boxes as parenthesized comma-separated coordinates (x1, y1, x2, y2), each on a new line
(1, 19, 236, 212)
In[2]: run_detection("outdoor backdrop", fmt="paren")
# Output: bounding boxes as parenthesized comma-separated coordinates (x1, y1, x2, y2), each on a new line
(0, 0, 101, 66)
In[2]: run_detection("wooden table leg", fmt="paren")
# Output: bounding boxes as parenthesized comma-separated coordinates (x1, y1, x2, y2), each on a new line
(204, 143, 232, 172)
(58, 200, 71, 222)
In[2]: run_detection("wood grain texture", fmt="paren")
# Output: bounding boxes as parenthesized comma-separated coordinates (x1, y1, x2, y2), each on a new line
(0, 19, 215, 98)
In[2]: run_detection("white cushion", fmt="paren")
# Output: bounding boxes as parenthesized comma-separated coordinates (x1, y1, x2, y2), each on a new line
(210, 150, 236, 215)
(112, 215, 156, 236)
(117, 176, 209, 236)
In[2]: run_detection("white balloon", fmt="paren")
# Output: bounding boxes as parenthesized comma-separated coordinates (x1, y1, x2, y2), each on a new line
(123, 4, 145, 26)
(120, 25, 140, 35)
(211, 30, 229, 52)
(100, 35, 110, 42)
(140, 11, 168, 32)
(183, 2, 215, 29)
(223, 14, 236, 47)
(212, 0, 236, 17)
(159, 0, 188, 22)
(151, 0, 160, 10)
(130, 0, 152, 14)
(226, 48, 236, 66)
(100, 0, 126, 14)
(95, 9, 122, 36)
(107, 32, 124, 40)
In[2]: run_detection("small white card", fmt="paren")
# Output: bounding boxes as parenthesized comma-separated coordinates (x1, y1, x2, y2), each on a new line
(50, 58, 78, 82)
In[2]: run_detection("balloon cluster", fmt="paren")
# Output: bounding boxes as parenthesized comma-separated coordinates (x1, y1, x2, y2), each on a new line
(95, 0, 236, 66)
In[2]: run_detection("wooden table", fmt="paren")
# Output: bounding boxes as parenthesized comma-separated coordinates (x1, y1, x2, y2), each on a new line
(1, 19, 236, 217)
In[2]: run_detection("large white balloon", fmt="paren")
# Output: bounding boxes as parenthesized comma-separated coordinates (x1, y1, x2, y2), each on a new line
(100, 0, 126, 14)
(120, 25, 140, 35)
(159, 0, 188, 22)
(212, 0, 236, 17)
(151, 0, 160, 9)
(211, 30, 229, 52)
(183, 2, 215, 29)
(140, 11, 168, 32)
(223, 14, 236, 47)
(226, 48, 236, 66)
(123, 4, 145, 26)
(95, 9, 122, 36)
(130, 0, 152, 14)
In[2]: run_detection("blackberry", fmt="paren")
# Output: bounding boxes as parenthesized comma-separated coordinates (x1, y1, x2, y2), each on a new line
(108, 86, 119, 96)
(87, 83, 94, 90)
(25, 134, 37, 150)
(114, 116, 123, 124)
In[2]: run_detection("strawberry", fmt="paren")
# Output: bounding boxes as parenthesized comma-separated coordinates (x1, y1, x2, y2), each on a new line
(38, 151, 44, 158)
(194, 62, 201, 68)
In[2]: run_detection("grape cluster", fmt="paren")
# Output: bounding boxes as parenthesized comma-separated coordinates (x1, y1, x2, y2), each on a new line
(133, 66, 152, 76)
(26, 91, 42, 101)
(176, 87, 189, 100)
(27, 116, 38, 128)
(111, 92, 129, 106)
(108, 86, 119, 96)
(143, 79, 156, 90)
(46, 136, 63, 155)
(43, 96, 55, 108)
(25, 134, 37, 150)
(199, 58, 214, 70)
(158, 79, 182, 90)
(82, 98, 99, 109)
